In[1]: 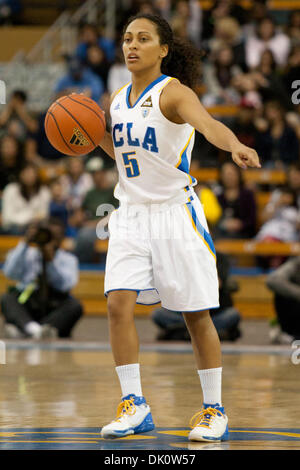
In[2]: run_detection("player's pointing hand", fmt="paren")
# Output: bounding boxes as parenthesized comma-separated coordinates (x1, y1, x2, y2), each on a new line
(231, 143, 261, 170)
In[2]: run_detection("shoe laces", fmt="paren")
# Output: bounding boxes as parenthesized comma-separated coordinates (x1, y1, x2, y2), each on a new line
(114, 398, 136, 422)
(190, 407, 223, 429)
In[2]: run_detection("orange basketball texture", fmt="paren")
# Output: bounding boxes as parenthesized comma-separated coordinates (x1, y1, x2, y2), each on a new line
(44, 94, 106, 156)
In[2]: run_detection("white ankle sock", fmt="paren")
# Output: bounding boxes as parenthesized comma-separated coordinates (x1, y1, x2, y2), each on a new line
(115, 363, 143, 398)
(25, 321, 42, 338)
(198, 367, 222, 406)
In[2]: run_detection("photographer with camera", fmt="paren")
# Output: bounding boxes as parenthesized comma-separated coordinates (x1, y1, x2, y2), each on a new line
(1, 218, 83, 339)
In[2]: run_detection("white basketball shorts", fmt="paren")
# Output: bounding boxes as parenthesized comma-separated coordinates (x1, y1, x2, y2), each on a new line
(104, 192, 219, 312)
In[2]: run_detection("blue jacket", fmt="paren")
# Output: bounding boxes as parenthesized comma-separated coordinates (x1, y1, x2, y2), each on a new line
(54, 69, 104, 102)
(4, 242, 79, 293)
(76, 37, 115, 63)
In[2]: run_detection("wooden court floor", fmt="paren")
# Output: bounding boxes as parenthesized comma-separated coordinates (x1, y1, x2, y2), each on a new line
(0, 344, 299, 450)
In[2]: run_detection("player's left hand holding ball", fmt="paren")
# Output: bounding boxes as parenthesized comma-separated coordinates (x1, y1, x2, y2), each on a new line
(231, 142, 261, 170)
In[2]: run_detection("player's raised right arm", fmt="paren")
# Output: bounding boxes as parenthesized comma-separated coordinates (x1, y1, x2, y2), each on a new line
(98, 91, 118, 160)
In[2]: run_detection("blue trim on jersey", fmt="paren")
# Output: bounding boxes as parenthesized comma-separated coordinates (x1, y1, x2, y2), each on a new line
(126, 74, 167, 109)
(177, 142, 190, 174)
(186, 201, 216, 256)
(179, 305, 220, 312)
(104, 288, 140, 297)
(104, 287, 159, 305)
(177, 132, 196, 186)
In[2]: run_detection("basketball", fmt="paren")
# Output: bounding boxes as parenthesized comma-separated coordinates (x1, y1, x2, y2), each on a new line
(44, 94, 106, 156)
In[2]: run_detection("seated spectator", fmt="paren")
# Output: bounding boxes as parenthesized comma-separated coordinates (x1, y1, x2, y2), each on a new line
(1, 163, 51, 234)
(59, 157, 93, 212)
(245, 17, 291, 69)
(288, 163, 300, 209)
(54, 57, 104, 103)
(198, 184, 222, 229)
(242, 0, 268, 39)
(230, 100, 258, 149)
(207, 16, 246, 71)
(152, 252, 241, 341)
(190, 130, 220, 169)
(107, 47, 131, 96)
(86, 44, 111, 90)
(262, 163, 300, 221)
(1, 218, 82, 339)
(0, 0, 21, 25)
(233, 48, 291, 108)
(48, 178, 76, 237)
(252, 49, 291, 109)
(285, 111, 300, 143)
(255, 100, 299, 167)
(214, 161, 257, 238)
(0, 134, 23, 193)
(73, 157, 117, 263)
(171, 10, 189, 41)
(266, 256, 300, 342)
(256, 186, 300, 244)
(282, 45, 300, 100)
(202, 45, 242, 106)
(231, 71, 263, 109)
(0, 90, 38, 143)
(189, 0, 203, 48)
(257, 185, 300, 269)
(75, 23, 115, 64)
(170, 0, 202, 47)
(151, 0, 171, 18)
(202, 0, 247, 41)
(26, 109, 66, 163)
(285, 10, 300, 46)
(137, 1, 158, 15)
(232, 56, 292, 112)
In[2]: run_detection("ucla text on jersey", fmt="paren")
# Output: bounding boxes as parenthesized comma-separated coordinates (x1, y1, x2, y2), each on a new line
(110, 74, 197, 203)
(113, 123, 159, 153)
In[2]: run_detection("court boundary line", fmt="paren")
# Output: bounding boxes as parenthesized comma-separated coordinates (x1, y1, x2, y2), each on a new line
(1, 340, 294, 355)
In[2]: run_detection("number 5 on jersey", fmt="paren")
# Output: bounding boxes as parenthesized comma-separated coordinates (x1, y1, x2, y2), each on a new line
(122, 151, 140, 178)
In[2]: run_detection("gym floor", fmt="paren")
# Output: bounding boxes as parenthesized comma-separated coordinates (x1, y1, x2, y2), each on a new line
(0, 317, 299, 450)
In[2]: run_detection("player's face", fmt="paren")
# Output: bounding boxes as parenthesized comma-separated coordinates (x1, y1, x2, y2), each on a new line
(123, 19, 168, 73)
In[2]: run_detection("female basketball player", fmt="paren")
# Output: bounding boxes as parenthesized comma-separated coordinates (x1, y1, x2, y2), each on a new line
(99, 14, 260, 442)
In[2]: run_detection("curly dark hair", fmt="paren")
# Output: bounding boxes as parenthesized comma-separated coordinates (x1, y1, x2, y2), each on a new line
(122, 13, 201, 90)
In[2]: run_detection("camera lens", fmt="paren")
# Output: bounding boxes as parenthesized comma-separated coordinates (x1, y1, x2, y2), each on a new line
(34, 227, 52, 246)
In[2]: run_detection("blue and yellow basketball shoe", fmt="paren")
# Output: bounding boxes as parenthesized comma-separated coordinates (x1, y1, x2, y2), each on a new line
(188, 403, 229, 442)
(100, 394, 155, 439)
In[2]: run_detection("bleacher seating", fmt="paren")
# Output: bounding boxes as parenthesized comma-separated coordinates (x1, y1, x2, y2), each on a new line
(192, 168, 287, 185)
(0, 234, 298, 319)
(68, 273, 277, 319)
(215, 239, 300, 256)
(0, 62, 65, 112)
(199, 0, 300, 10)
(0, 27, 48, 62)
(0, 235, 298, 261)
(13, 0, 300, 26)
(38, 165, 287, 186)
(0, 268, 276, 319)
(18, 0, 83, 25)
(0, 163, 293, 320)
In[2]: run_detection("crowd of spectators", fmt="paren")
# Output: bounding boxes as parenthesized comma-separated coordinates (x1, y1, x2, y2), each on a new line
(0, 0, 299, 343)
(0, 0, 299, 260)
(0, 0, 21, 25)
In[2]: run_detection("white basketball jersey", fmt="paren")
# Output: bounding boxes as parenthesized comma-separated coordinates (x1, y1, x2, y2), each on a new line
(110, 74, 197, 204)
